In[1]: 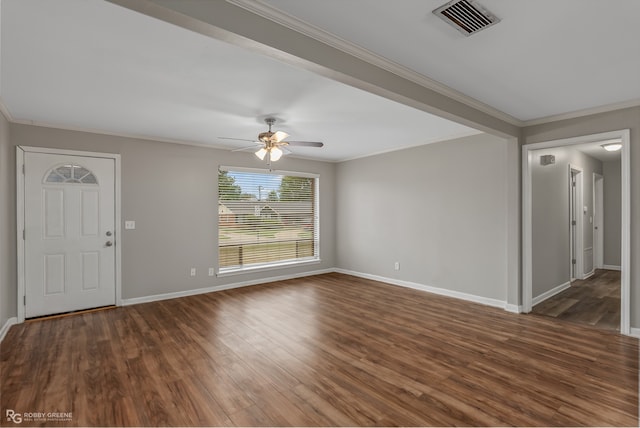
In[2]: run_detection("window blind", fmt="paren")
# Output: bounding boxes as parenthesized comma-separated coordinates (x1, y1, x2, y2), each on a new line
(218, 168, 319, 273)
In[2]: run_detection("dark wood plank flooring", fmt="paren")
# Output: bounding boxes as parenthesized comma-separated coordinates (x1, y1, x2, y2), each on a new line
(532, 269, 621, 331)
(1, 273, 638, 426)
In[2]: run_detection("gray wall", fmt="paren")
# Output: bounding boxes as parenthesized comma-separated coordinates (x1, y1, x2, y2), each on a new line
(523, 106, 640, 328)
(603, 160, 621, 267)
(0, 111, 17, 326)
(531, 147, 602, 298)
(336, 133, 509, 301)
(4, 106, 638, 331)
(8, 123, 336, 304)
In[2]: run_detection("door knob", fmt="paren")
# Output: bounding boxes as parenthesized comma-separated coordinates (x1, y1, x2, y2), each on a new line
(106, 241, 113, 247)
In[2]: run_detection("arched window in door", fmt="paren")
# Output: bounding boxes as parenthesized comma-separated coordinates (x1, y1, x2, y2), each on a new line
(45, 164, 98, 184)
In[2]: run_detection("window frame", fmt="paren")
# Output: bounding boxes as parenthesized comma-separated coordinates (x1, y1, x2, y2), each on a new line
(216, 166, 320, 277)
(44, 163, 99, 184)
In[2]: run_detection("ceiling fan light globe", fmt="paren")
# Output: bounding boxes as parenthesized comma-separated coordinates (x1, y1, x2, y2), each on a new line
(255, 147, 267, 160)
(270, 147, 283, 161)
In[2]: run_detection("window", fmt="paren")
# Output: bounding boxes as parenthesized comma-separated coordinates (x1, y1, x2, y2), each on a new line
(45, 164, 97, 184)
(218, 167, 319, 274)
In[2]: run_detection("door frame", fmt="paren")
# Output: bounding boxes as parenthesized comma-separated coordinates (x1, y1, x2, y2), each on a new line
(16, 146, 122, 323)
(568, 165, 584, 281)
(522, 129, 630, 335)
(592, 173, 604, 270)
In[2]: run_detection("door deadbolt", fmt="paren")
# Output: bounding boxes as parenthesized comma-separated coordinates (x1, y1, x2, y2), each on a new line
(106, 231, 112, 236)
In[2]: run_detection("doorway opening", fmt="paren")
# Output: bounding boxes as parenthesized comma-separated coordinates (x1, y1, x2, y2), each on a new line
(522, 130, 630, 335)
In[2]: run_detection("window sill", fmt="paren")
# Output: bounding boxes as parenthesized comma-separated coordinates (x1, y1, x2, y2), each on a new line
(216, 258, 322, 278)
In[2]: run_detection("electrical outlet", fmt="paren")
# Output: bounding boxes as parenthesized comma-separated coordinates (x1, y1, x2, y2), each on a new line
(394, 262, 400, 271)
(190, 268, 196, 277)
(208, 268, 215, 276)
(124, 220, 136, 230)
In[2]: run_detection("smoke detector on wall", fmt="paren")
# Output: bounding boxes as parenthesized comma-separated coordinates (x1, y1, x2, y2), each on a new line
(433, 0, 500, 36)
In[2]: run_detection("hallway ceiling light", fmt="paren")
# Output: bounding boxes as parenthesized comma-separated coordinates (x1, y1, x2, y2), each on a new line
(601, 139, 622, 152)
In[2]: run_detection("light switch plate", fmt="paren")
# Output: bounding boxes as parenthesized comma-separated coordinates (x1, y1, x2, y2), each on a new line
(125, 221, 136, 230)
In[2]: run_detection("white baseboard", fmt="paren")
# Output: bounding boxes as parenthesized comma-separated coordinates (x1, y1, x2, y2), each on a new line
(582, 270, 594, 280)
(504, 304, 523, 314)
(334, 268, 507, 310)
(0, 317, 18, 343)
(630, 328, 640, 339)
(603, 264, 621, 271)
(121, 268, 335, 306)
(532, 281, 571, 306)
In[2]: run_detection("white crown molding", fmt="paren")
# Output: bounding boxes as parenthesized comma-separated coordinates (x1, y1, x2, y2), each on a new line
(9, 116, 238, 151)
(523, 98, 640, 127)
(0, 97, 14, 121)
(8, 116, 483, 164)
(9, 117, 346, 162)
(337, 129, 482, 163)
(226, 0, 523, 127)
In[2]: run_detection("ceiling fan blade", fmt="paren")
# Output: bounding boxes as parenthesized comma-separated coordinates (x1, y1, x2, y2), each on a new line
(231, 144, 262, 152)
(272, 130, 289, 142)
(285, 141, 324, 148)
(218, 137, 256, 142)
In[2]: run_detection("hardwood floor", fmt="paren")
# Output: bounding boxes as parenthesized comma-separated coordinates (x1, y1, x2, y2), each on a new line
(1, 273, 638, 426)
(532, 269, 621, 332)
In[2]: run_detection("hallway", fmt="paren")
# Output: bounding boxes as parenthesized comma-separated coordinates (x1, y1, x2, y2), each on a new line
(532, 269, 620, 332)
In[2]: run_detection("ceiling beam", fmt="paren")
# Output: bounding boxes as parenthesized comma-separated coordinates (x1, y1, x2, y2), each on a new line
(107, 0, 519, 138)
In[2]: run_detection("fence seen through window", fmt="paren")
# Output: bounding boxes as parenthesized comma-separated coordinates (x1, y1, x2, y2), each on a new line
(218, 168, 319, 272)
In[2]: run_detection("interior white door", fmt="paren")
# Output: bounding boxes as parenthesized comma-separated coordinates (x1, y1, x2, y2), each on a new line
(24, 152, 116, 318)
(593, 174, 604, 269)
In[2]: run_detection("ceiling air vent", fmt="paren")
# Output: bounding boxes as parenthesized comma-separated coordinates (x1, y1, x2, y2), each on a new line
(433, 0, 500, 36)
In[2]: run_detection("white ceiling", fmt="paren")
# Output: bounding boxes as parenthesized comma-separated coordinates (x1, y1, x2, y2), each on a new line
(264, 0, 640, 121)
(578, 141, 622, 163)
(0, 0, 480, 162)
(3, 1, 637, 162)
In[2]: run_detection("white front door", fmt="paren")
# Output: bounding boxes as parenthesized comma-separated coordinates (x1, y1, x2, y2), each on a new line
(24, 152, 116, 318)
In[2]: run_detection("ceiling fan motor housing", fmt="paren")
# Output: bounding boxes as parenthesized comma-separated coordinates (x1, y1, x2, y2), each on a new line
(258, 131, 275, 142)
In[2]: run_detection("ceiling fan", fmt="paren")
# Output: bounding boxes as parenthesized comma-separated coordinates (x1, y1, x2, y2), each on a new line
(218, 118, 324, 162)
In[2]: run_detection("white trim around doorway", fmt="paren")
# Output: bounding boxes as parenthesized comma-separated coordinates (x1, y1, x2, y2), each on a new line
(592, 172, 604, 270)
(522, 129, 631, 336)
(568, 164, 584, 281)
(16, 146, 122, 323)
